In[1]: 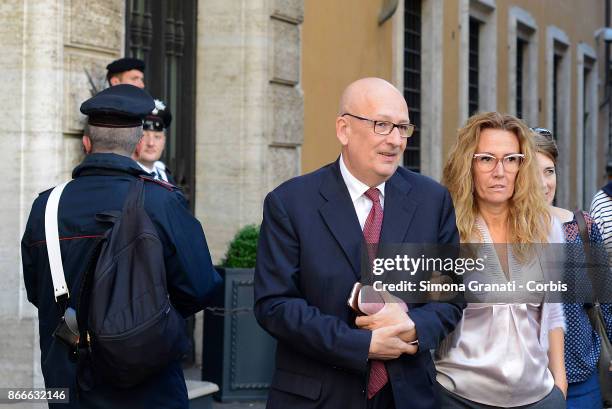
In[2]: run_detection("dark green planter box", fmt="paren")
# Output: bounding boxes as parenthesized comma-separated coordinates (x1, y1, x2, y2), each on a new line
(202, 267, 276, 402)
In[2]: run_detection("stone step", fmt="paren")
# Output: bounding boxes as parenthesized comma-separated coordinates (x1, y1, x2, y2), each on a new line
(186, 380, 219, 409)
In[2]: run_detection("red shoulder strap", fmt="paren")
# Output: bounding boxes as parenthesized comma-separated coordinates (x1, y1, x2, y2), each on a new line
(139, 175, 175, 191)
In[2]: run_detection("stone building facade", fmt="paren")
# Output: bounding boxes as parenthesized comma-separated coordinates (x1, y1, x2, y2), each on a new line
(1, 0, 303, 391)
(4, 0, 612, 397)
(303, 0, 612, 211)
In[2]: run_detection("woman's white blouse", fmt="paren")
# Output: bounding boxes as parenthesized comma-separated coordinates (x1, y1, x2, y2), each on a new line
(434, 216, 565, 407)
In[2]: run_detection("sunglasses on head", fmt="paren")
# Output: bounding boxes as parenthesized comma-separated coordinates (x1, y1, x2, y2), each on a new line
(530, 127, 553, 140)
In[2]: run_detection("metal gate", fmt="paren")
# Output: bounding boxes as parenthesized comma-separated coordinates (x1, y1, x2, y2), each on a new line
(125, 0, 197, 209)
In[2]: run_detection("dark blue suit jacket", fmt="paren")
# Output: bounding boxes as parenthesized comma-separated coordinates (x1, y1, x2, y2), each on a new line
(254, 160, 463, 409)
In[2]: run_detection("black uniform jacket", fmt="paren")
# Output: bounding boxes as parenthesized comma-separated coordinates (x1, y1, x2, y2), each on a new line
(21, 153, 221, 409)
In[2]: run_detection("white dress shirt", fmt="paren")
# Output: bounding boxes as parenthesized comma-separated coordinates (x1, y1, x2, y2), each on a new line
(338, 154, 385, 230)
(137, 161, 169, 182)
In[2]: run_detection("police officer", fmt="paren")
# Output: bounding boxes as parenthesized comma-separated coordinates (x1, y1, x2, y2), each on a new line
(21, 84, 221, 409)
(106, 57, 145, 89)
(133, 98, 176, 184)
(107, 58, 175, 186)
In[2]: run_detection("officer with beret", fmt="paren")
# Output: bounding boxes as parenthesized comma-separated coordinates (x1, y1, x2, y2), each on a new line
(133, 98, 176, 185)
(106, 57, 145, 89)
(21, 84, 221, 409)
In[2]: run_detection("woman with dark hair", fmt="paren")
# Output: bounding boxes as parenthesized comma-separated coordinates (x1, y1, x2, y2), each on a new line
(434, 112, 567, 408)
(533, 127, 612, 409)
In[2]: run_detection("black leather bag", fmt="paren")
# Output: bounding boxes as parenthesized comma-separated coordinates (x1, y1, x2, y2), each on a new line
(574, 210, 612, 406)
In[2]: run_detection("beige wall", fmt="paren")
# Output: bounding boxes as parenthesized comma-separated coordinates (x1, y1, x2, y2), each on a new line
(441, 1, 604, 141)
(301, 0, 394, 173)
(0, 0, 124, 389)
(196, 0, 304, 262)
(442, 0, 463, 159)
(496, 0, 605, 206)
(443, 0, 607, 208)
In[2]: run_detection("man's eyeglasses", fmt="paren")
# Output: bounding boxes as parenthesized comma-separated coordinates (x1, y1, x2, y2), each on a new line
(530, 127, 554, 140)
(473, 153, 525, 173)
(341, 113, 415, 138)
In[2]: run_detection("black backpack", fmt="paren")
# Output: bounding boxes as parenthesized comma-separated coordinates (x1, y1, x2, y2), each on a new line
(75, 178, 187, 389)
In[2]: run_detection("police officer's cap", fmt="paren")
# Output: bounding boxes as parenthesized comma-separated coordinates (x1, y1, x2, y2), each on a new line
(80, 84, 155, 128)
(144, 99, 172, 131)
(106, 57, 145, 80)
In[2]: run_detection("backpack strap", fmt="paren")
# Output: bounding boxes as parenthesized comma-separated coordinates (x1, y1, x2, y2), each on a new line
(574, 210, 593, 280)
(74, 238, 103, 391)
(574, 209, 600, 306)
(124, 178, 146, 210)
(44, 181, 72, 302)
(139, 174, 175, 191)
(574, 209, 590, 254)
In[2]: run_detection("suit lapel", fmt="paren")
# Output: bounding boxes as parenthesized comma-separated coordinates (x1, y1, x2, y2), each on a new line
(318, 162, 363, 278)
(380, 172, 417, 244)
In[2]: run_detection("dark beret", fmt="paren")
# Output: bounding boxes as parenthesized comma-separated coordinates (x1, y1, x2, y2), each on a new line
(143, 99, 173, 131)
(80, 84, 155, 128)
(106, 57, 145, 79)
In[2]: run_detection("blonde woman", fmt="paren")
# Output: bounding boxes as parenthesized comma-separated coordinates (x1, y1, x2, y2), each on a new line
(434, 112, 566, 408)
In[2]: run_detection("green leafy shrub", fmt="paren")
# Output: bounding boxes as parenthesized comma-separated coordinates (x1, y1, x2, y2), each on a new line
(221, 224, 260, 268)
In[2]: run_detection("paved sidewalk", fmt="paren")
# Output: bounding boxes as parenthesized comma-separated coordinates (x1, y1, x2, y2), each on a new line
(184, 365, 266, 409)
(212, 402, 265, 409)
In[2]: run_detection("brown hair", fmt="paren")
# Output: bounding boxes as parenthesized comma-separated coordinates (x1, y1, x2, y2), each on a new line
(532, 129, 559, 165)
(442, 112, 550, 243)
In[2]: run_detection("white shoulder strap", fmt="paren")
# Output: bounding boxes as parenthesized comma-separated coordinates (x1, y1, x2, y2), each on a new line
(44, 181, 71, 301)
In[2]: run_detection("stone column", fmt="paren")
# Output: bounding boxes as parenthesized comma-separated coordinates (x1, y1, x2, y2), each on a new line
(196, 0, 304, 262)
(1, 0, 64, 389)
(0, 0, 123, 390)
(194, 0, 303, 371)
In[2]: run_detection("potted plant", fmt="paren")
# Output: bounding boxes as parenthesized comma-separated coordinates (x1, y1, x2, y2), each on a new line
(201, 225, 276, 402)
(221, 224, 259, 268)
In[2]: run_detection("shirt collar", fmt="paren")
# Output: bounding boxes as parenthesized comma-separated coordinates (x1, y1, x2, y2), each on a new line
(137, 162, 154, 173)
(339, 154, 385, 203)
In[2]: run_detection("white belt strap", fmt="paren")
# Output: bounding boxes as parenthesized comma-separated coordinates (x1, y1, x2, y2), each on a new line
(44, 181, 71, 301)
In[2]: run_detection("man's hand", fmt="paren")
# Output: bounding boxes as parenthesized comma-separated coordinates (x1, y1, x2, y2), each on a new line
(368, 322, 418, 359)
(356, 300, 407, 327)
(356, 295, 417, 344)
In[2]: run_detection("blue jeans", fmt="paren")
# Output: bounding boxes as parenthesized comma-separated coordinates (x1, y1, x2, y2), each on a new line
(567, 372, 603, 409)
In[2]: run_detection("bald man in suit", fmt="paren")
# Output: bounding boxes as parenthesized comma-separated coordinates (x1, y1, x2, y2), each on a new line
(254, 78, 463, 409)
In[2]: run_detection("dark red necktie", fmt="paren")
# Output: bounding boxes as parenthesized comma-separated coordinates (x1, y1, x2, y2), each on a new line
(362, 188, 387, 398)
